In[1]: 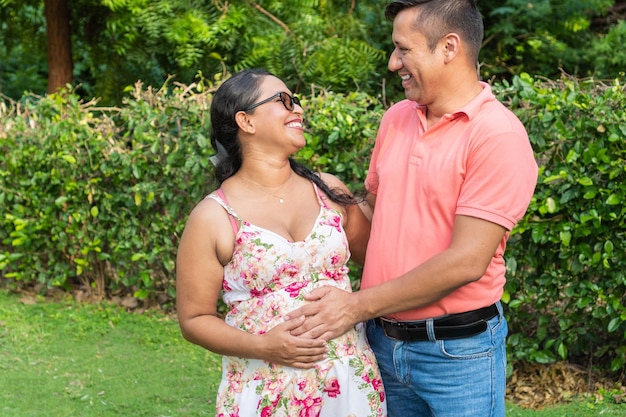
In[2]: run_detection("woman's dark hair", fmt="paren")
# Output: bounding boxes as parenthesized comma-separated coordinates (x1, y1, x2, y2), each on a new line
(385, 0, 483, 64)
(209, 68, 357, 205)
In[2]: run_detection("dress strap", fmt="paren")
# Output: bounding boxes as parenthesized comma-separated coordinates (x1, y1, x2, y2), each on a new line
(216, 188, 229, 204)
(207, 189, 241, 234)
(312, 182, 330, 209)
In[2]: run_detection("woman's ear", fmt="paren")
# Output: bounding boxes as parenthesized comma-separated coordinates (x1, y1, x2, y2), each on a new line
(235, 111, 256, 134)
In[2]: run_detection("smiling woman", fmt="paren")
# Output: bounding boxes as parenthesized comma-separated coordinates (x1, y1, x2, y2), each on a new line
(174, 68, 386, 416)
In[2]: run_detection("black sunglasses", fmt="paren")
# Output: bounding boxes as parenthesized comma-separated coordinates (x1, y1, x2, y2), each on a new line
(245, 91, 301, 112)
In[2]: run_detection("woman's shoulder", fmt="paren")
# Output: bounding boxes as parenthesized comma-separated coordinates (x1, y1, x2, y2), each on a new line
(180, 191, 236, 268)
(317, 172, 349, 193)
(187, 191, 232, 227)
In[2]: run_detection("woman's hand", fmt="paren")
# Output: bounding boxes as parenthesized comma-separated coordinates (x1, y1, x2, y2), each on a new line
(258, 315, 329, 369)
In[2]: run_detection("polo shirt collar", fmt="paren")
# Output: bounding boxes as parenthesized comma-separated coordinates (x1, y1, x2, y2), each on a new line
(412, 81, 495, 122)
(457, 81, 495, 120)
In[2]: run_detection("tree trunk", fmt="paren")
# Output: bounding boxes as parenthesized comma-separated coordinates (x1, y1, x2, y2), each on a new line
(45, 0, 73, 94)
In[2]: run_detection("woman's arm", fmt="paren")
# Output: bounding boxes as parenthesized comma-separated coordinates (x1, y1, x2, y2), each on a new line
(175, 198, 328, 368)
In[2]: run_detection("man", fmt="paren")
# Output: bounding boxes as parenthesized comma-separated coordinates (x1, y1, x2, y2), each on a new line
(288, 0, 538, 416)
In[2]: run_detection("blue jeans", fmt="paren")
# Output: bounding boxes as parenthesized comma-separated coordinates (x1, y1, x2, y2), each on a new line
(366, 303, 507, 417)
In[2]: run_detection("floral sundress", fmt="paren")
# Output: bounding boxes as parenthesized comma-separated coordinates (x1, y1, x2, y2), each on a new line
(208, 182, 386, 417)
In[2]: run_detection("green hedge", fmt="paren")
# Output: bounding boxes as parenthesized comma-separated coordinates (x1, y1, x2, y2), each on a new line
(0, 82, 216, 307)
(1, 74, 624, 375)
(498, 74, 626, 373)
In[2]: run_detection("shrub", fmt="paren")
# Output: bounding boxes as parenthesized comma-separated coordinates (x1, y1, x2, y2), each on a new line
(1, 73, 625, 375)
(0, 81, 215, 307)
(497, 74, 626, 374)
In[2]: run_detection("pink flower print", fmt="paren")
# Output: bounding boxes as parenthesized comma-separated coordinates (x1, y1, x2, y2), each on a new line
(297, 379, 307, 391)
(372, 377, 383, 391)
(320, 214, 342, 234)
(338, 340, 356, 356)
(259, 395, 281, 417)
(276, 262, 300, 279)
(330, 253, 342, 265)
(285, 281, 308, 298)
(240, 313, 261, 333)
(260, 302, 282, 328)
(249, 281, 271, 298)
(250, 287, 264, 298)
(252, 247, 267, 262)
(239, 270, 251, 284)
(235, 228, 254, 245)
(226, 369, 244, 392)
(323, 378, 341, 398)
(260, 406, 274, 417)
(264, 377, 283, 393)
(292, 395, 322, 417)
(322, 268, 344, 282)
(371, 376, 385, 402)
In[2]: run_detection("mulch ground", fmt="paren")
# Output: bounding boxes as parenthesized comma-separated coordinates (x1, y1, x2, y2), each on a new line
(506, 360, 625, 409)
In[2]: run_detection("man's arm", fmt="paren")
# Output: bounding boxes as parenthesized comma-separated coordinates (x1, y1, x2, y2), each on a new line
(287, 214, 506, 340)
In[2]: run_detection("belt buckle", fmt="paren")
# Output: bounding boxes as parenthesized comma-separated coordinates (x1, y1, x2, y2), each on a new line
(378, 317, 423, 341)
(378, 317, 400, 339)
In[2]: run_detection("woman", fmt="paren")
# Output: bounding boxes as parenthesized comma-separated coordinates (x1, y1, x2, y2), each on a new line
(176, 68, 386, 416)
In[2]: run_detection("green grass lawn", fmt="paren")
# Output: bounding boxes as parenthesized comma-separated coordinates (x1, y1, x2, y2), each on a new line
(0, 289, 623, 416)
(506, 400, 624, 416)
(0, 290, 220, 416)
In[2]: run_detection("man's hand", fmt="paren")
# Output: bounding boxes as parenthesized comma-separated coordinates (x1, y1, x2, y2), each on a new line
(286, 287, 360, 341)
(259, 315, 329, 369)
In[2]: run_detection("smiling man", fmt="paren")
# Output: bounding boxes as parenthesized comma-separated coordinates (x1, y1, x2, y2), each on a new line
(288, 1, 539, 416)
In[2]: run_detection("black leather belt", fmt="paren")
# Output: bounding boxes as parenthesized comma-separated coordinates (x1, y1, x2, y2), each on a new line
(374, 303, 499, 341)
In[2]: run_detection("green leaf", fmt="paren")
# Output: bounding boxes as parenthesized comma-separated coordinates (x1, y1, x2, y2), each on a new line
(533, 352, 555, 364)
(605, 194, 620, 205)
(131, 253, 146, 262)
(61, 154, 77, 164)
(607, 317, 621, 333)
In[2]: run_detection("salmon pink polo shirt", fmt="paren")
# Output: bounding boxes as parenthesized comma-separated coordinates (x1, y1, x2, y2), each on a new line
(362, 82, 538, 321)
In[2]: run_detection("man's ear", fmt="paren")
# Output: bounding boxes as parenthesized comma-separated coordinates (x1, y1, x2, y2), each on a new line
(441, 32, 461, 63)
(235, 111, 255, 134)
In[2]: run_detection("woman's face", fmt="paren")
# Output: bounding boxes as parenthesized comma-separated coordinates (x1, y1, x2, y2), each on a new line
(244, 76, 305, 154)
